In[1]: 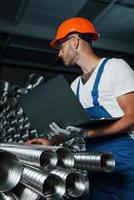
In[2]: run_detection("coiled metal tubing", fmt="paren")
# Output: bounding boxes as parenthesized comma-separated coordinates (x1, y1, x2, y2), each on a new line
(73, 152, 115, 172)
(50, 167, 86, 198)
(0, 150, 22, 192)
(21, 165, 65, 199)
(0, 145, 58, 170)
(0, 143, 75, 168)
(0, 192, 19, 200)
(14, 184, 41, 200)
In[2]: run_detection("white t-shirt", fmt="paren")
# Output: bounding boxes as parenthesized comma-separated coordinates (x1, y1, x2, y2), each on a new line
(71, 58, 134, 118)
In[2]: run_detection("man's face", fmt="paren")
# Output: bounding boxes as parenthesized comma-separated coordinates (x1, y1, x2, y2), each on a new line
(58, 36, 77, 66)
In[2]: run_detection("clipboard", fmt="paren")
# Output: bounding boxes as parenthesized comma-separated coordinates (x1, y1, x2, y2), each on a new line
(18, 75, 120, 133)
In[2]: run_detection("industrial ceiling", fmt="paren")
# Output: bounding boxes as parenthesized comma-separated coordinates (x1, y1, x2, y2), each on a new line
(0, 0, 134, 84)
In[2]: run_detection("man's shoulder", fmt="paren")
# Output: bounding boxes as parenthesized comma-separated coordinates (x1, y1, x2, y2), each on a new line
(108, 58, 129, 66)
(106, 58, 132, 72)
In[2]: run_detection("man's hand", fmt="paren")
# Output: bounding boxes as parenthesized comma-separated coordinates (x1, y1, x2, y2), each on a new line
(49, 122, 87, 139)
(66, 126, 87, 138)
(25, 138, 49, 145)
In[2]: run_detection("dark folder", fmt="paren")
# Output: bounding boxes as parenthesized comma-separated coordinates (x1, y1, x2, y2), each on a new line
(18, 75, 120, 133)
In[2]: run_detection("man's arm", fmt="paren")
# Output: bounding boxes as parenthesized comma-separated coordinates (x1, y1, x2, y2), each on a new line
(87, 92, 134, 138)
(48, 92, 134, 144)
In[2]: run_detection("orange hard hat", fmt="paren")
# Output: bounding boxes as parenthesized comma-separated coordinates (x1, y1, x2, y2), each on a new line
(50, 17, 99, 48)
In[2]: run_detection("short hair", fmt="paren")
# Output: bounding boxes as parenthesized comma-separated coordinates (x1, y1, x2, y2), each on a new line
(67, 32, 93, 47)
(78, 33, 93, 45)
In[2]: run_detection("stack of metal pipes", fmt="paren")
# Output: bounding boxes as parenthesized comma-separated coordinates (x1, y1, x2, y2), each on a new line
(0, 143, 115, 200)
(0, 75, 45, 144)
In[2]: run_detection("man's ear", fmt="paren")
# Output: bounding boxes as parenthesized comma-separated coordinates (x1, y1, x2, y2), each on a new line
(72, 37, 80, 50)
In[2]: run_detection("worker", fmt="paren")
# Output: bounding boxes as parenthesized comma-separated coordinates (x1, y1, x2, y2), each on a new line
(49, 17, 134, 200)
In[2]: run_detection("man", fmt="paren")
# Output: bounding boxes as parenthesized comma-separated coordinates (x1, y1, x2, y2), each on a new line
(49, 17, 134, 199)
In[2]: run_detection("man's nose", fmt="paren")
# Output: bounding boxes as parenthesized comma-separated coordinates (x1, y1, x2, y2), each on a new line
(58, 50, 62, 58)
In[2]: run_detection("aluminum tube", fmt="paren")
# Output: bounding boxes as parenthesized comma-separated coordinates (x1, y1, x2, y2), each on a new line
(0, 192, 19, 200)
(13, 183, 42, 200)
(50, 167, 86, 198)
(0, 143, 75, 168)
(54, 147, 75, 168)
(0, 150, 22, 192)
(0, 146, 58, 170)
(21, 165, 65, 199)
(19, 188, 40, 200)
(15, 184, 41, 200)
(73, 152, 115, 172)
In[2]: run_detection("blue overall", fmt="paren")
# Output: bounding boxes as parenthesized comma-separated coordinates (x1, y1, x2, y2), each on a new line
(76, 58, 134, 200)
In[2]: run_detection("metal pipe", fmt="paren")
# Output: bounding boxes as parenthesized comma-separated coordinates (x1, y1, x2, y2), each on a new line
(73, 152, 115, 172)
(55, 147, 75, 168)
(96, 0, 134, 8)
(21, 165, 65, 199)
(0, 146, 58, 170)
(50, 167, 86, 198)
(93, 0, 118, 25)
(0, 192, 19, 200)
(15, 184, 40, 200)
(0, 150, 22, 192)
(0, 143, 75, 168)
(19, 188, 40, 200)
(21, 144, 75, 168)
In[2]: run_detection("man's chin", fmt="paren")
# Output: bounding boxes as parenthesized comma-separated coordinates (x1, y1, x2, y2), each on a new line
(64, 62, 74, 67)
(64, 62, 69, 66)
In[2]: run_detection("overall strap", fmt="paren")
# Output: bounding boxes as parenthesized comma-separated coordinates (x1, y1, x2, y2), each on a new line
(76, 78, 80, 99)
(92, 58, 110, 106)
